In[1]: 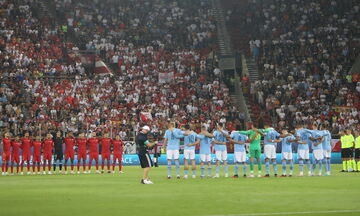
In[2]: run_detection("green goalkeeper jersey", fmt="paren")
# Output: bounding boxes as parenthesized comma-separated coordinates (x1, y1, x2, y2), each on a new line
(237, 129, 271, 149)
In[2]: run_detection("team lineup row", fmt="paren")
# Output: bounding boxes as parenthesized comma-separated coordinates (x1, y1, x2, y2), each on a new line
(1, 131, 124, 175)
(2, 123, 360, 179)
(160, 123, 360, 179)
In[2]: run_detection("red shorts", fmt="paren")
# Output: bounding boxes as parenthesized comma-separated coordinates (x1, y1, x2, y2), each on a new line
(2, 152, 10, 161)
(22, 152, 31, 161)
(78, 152, 87, 161)
(102, 153, 110, 161)
(44, 152, 52, 161)
(89, 152, 98, 161)
(113, 153, 122, 162)
(65, 151, 75, 160)
(33, 155, 41, 163)
(11, 154, 20, 163)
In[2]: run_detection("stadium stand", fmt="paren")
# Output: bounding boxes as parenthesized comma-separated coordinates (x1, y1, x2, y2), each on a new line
(223, 0, 360, 135)
(0, 0, 241, 139)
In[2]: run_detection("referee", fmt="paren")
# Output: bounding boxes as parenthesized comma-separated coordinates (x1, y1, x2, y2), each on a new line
(136, 125, 156, 184)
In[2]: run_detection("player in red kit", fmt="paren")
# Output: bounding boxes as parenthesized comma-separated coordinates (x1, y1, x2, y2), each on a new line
(32, 136, 42, 174)
(100, 132, 112, 173)
(112, 135, 124, 173)
(11, 135, 22, 175)
(2, 132, 11, 176)
(21, 132, 32, 175)
(43, 133, 54, 175)
(88, 132, 100, 174)
(77, 132, 88, 174)
(64, 132, 75, 174)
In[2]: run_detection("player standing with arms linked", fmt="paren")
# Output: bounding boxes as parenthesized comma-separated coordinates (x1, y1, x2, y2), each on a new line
(237, 125, 271, 177)
(136, 126, 156, 184)
(182, 125, 199, 179)
(213, 123, 229, 178)
(227, 131, 248, 178)
(2, 132, 11, 176)
(197, 125, 215, 178)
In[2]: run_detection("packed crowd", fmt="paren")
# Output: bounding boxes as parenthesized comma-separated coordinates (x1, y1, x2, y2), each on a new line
(225, 0, 360, 135)
(0, 0, 243, 141)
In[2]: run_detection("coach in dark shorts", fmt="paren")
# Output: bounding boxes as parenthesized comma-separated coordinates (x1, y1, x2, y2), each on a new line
(136, 125, 156, 184)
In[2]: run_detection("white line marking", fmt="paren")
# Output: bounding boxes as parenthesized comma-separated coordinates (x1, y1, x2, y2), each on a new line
(207, 209, 360, 216)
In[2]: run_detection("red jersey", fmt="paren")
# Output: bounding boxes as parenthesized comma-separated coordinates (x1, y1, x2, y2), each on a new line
(33, 141, 42, 156)
(43, 139, 54, 153)
(21, 138, 32, 153)
(88, 138, 99, 153)
(11, 141, 22, 155)
(77, 138, 87, 153)
(112, 140, 123, 154)
(64, 137, 75, 152)
(2, 138, 11, 153)
(100, 138, 111, 154)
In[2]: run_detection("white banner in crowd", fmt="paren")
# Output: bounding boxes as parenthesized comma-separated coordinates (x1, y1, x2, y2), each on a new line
(158, 72, 174, 83)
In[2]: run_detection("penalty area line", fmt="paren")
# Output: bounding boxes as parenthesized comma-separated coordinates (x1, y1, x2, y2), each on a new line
(206, 209, 360, 216)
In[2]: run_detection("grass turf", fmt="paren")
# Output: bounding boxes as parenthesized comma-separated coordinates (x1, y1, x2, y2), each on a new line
(0, 164, 359, 216)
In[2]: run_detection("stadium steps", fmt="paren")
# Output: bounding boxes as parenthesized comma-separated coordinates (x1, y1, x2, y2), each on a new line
(245, 57, 259, 82)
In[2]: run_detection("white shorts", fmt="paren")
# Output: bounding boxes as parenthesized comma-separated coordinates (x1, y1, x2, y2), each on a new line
(264, 145, 276, 159)
(200, 154, 211, 162)
(323, 149, 331, 158)
(282, 152, 293, 161)
(313, 149, 324, 160)
(234, 152, 246, 163)
(297, 149, 310, 160)
(167, 150, 179, 160)
(184, 150, 195, 160)
(215, 150, 227, 161)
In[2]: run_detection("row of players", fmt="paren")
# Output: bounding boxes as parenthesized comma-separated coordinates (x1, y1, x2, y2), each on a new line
(1, 131, 124, 175)
(161, 122, 360, 178)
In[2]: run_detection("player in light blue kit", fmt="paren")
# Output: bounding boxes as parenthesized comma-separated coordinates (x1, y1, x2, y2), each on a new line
(227, 131, 248, 177)
(295, 124, 313, 176)
(163, 122, 184, 179)
(263, 125, 281, 177)
(212, 123, 229, 178)
(320, 126, 332, 176)
(308, 126, 324, 176)
(182, 124, 199, 179)
(280, 129, 297, 177)
(197, 125, 215, 178)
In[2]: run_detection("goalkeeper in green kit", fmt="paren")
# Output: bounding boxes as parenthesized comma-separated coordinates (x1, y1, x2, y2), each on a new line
(236, 125, 271, 178)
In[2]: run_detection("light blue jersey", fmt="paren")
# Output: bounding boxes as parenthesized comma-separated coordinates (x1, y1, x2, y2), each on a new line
(281, 135, 295, 153)
(321, 130, 331, 151)
(310, 130, 324, 150)
(183, 132, 198, 151)
(197, 134, 212, 154)
(164, 128, 184, 150)
(213, 130, 228, 151)
(295, 128, 312, 150)
(230, 132, 248, 152)
(264, 129, 280, 145)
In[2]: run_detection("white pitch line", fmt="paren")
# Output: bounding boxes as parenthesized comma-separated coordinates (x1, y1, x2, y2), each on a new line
(207, 209, 360, 216)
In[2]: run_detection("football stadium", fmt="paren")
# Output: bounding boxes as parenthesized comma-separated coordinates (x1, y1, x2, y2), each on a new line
(1, 0, 360, 215)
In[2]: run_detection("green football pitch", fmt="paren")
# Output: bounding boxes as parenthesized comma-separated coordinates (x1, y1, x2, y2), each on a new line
(0, 164, 359, 216)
